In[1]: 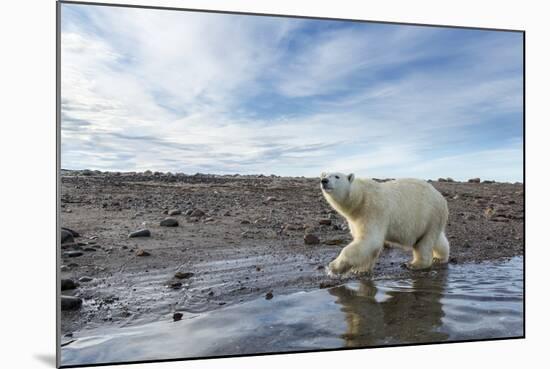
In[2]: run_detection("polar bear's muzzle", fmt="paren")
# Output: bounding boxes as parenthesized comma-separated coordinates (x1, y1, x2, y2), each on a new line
(320, 178, 332, 191)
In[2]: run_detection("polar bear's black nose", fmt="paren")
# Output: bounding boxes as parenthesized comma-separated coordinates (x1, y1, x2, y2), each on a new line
(321, 178, 329, 185)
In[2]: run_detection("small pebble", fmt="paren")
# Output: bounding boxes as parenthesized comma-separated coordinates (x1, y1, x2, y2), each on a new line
(170, 281, 182, 289)
(129, 229, 151, 238)
(160, 218, 179, 227)
(190, 209, 205, 217)
(304, 234, 320, 245)
(174, 272, 194, 279)
(135, 249, 151, 257)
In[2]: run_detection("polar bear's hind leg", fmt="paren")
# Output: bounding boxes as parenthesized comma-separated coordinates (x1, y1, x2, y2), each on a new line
(409, 233, 437, 270)
(432, 232, 450, 264)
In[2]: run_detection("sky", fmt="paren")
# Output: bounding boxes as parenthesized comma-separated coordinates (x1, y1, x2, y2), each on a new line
(60, 4, 524, 182)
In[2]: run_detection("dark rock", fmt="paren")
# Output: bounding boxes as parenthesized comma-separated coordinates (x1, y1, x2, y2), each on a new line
(128, 229, 151, 238)
(135, 249, 151, 257)
(61, 230, 74, 244)
(319, 219, 332, 226)
(79, 276, 93, 282)
(468, 178, 481, 183)
(63, 251, 83, 258)
(265, 291, 274, 300)
(304, 234, 320, 245)
(61, 279, 79, 290)
(174, 272, 194, 279)
(170, 281, 182, 289)
(240, 220, 251, 225)
(168, 209, 181, 216)
(62, 227, 80, 238)
(61, 295, 82, 310)
(160, 218, 179, 227)
(173, 312, 183, 321)
(190, 209, 205, 217)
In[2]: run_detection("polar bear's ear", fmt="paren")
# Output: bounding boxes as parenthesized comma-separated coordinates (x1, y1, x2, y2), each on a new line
(321, 172, 327, 178)
(348, 173, 355, 182)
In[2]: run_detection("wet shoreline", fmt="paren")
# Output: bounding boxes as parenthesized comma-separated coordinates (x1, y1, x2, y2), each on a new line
(61, 257, 524, 366)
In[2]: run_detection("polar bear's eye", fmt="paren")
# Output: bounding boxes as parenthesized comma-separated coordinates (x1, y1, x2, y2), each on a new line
(335, 176, 340, 179)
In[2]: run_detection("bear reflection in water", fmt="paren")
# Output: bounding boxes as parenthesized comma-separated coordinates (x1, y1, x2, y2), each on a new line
(329, 268, 450, 346)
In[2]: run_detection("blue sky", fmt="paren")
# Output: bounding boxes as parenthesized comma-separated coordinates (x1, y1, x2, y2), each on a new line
(60, 4, 523, 181)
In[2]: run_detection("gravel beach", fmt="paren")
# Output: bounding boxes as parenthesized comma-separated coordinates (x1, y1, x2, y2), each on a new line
(59, 170, 524, 335)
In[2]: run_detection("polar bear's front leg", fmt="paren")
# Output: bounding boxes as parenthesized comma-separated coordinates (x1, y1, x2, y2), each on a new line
(348, 222, 357, 238)
(328, 232, 384, 276)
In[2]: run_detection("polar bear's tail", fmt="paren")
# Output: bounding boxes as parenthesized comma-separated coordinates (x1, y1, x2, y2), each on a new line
(432, 232, 450, 263)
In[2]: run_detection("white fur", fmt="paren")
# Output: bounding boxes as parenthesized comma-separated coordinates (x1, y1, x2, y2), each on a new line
(320, 172, 450, 275)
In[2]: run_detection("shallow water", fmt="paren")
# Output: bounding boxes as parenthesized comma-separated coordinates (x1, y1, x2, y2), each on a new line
(61, 257, 523, 366)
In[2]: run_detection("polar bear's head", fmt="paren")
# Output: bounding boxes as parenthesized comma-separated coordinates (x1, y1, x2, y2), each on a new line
(320, 172, 355, 201)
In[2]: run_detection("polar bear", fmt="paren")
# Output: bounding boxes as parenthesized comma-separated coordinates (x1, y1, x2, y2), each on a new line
(320, 172, 450, 275)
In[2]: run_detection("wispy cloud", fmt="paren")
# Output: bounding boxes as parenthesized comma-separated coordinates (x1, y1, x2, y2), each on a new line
(60, 4, 523, 181)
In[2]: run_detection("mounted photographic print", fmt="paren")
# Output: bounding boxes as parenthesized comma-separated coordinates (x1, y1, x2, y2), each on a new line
(57, 1, 525, 367)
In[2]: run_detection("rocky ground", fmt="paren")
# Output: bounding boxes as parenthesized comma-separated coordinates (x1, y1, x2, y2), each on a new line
(59, 170, 524, 336)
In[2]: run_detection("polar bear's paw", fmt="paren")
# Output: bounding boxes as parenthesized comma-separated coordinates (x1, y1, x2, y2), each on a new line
(328, 258, 352, 276)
